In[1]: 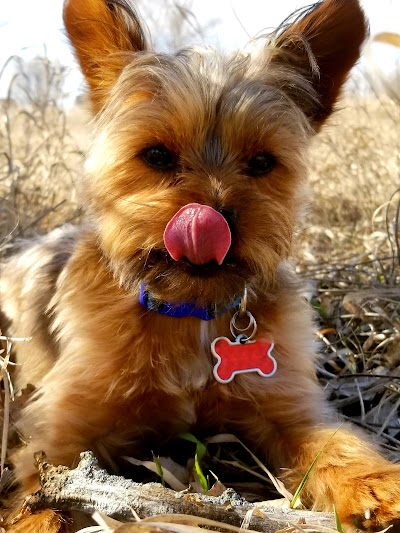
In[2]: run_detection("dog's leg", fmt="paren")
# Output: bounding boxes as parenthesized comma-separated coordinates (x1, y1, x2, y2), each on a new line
(284, 425, 400, 530)
(12, 382, 194, 496)
(204, 386, 400, 530)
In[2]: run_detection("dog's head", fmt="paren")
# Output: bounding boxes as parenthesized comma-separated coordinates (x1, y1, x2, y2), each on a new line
(64, 0, 367, 307)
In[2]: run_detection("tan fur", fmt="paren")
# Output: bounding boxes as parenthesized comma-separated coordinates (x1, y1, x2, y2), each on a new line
(7, 510, 64, 533)
(2, 0, 399, 531)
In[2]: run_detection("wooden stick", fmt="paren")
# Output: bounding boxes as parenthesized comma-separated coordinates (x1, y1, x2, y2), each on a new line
(21, 451, 335, 533)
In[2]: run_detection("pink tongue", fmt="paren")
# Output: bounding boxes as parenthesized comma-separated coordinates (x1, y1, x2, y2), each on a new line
(163, 203, 231, 265)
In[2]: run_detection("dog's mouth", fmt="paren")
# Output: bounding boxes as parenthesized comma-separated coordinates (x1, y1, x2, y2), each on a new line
(138, 247, 249, 309)
(142, 248, 241, 277)
(174, 254, 241, 275)
(135, 203, 251, 305)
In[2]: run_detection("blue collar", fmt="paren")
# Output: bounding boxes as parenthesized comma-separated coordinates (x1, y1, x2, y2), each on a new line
(139, 283, 241, 321)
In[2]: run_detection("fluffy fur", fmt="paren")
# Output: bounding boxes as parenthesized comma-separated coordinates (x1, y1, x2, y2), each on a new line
(2, 0, 400, 531)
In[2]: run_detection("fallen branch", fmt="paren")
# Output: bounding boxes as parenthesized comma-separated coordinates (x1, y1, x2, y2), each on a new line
(21, 451, 335, 533)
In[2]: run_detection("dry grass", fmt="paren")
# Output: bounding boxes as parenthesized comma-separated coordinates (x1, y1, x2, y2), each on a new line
(297, 96, 400, 264)
(0, 56, 85, 254)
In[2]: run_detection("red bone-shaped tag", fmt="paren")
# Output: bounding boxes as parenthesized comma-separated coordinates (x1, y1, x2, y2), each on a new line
(211, 336, 276, 383)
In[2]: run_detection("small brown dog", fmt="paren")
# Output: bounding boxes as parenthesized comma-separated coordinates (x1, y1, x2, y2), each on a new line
(2, 0, 400, 530)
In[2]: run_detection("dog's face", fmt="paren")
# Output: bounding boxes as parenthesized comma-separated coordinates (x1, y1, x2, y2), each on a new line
(85, 51, 312, 305)
(64, 0, 367, 306)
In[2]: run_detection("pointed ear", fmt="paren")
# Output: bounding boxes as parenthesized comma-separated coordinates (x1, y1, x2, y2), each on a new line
(270, 0, 368, 128)
(63, 0, 147, 112)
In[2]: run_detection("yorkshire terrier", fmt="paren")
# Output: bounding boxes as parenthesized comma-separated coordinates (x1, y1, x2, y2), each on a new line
(2, 0, 400, 531)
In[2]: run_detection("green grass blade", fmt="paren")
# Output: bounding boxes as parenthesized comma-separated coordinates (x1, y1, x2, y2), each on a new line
(195, 453, 209, 493)
(333, 504, 344, 533)
(152, 452, 165, 487)
(178, 433, 209, 492)
(178, 433, 207, 460)
(290, 450, 322, 509)
(290, 426, 343, 509)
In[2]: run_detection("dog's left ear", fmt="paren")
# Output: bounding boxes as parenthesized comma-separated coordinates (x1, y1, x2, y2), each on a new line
(269, 0, 368, 129)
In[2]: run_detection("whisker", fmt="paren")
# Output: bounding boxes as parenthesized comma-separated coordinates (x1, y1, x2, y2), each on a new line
(143, 246, 155, 270)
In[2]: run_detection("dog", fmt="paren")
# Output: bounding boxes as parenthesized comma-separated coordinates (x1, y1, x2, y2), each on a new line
(2, 0, 400, 530)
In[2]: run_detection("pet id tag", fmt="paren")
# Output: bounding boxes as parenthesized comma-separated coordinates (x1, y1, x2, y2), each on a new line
(211, 303, 277, 383)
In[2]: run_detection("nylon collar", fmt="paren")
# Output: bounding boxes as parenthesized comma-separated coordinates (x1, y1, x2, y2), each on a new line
(139, 283, 241, 321)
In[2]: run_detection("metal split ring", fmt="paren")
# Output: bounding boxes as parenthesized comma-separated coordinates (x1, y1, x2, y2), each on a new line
(230, 309, 258, 342)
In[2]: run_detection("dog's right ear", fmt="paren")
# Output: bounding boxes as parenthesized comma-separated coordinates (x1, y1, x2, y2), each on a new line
(63, 0, 147, 112)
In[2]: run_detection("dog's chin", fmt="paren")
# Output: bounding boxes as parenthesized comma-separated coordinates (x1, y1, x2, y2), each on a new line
(140, 251, 254, 307)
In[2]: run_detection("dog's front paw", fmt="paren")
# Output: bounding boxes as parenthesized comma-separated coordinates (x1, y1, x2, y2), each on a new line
(334, 465, 400, 530)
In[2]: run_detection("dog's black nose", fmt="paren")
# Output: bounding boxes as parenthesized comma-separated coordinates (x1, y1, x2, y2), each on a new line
(218, 208, 238, 235)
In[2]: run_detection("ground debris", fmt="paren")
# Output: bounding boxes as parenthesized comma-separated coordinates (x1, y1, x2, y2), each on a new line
(16, 451, 335, 533)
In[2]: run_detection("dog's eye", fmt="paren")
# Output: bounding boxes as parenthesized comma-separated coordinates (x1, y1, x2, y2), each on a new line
(141, 145, 177, 170)
(246, 152, 276, 177)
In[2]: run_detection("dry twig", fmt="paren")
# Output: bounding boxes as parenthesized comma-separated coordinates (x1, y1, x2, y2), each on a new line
(18, 451, 335, 533)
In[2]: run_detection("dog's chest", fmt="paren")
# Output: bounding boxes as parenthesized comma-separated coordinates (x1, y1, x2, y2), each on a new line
(150, 319, 215, 392)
